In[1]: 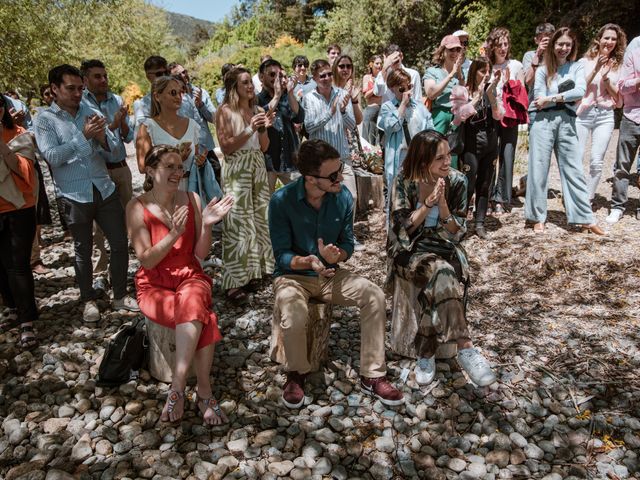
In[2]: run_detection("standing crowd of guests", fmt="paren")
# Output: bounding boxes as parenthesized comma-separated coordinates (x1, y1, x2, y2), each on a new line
(1, 23, 639, 418)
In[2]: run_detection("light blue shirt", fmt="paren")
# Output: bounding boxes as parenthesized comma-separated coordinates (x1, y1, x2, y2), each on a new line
(531, 61, 586, 117)
(302, 87, 355, 159)
(214, 88, 225, 106)
(81, 90, 133, 163)
(185, 83, 216, 151)
(293, 77, 316, 101)
(377, 98, 433, 185)
(34, 101, 118, 203)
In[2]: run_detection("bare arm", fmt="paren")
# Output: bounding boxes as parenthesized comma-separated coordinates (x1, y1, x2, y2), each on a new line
(215, 106, 254, 155)
(135, 123, 152, 173)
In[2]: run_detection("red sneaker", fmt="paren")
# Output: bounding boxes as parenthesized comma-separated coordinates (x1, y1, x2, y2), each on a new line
(360, 376, 404, 406)
(282, 371, 307, 409)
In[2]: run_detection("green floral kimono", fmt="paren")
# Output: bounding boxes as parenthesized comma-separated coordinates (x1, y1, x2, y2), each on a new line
(387, 169, 471, 358)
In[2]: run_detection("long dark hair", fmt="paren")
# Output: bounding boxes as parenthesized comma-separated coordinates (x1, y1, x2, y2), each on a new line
(466, 57, 491, 94)
(402, 130, 448, 182)
(142, 144, 181, 191)
(545, 27, 579, 87)
(0, 95, 16, 130)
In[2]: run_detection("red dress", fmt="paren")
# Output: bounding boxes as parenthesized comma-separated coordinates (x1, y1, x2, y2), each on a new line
(135, 197, 222, 349)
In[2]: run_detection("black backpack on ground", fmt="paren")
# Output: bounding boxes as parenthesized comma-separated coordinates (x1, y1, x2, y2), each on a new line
(96, 317, 148, 387)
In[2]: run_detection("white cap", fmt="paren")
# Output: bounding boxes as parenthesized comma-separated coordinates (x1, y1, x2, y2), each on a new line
(453, 30, 469, 37)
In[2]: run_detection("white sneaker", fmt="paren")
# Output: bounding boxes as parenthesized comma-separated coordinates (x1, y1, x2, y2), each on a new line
(414, 356, 436, 385)
(605, 209, 623, 224)
(354, 239, 365, 252)
(457, 348, 497, 387)
(83, 301, 100, 323)
(113, 296, 140, 312)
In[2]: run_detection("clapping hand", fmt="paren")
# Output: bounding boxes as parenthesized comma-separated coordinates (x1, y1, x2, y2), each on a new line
(194, 87, 203, 107)
(9, 107, 26, 127)
(306, 254, 335, 278)
(264, 109, 276, 129)
(170, 205, 189, 236)
(318, 238, 341, 264)
(202, 195, 234, 227)
(177, 141, 192, 161)
(83, 114, 107, 140)
(339, 92, 351, 111)
(194, 145, 207, 166)
(250, 112, 267, 131)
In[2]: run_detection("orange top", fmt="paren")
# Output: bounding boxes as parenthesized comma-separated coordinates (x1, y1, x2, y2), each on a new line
(0, 126, 36, 213)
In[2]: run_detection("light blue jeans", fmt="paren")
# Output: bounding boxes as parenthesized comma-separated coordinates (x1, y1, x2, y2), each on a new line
(525, 109, 594, 225)
(576, 106, 615, 201)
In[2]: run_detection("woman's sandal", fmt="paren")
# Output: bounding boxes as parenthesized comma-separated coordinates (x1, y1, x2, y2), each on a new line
(196, 393, 228, 426)
(226, 288, 248, 305)
(0, 310, 19, 335)
(17, 324, 37, 351)
(160, 389, 185, 423)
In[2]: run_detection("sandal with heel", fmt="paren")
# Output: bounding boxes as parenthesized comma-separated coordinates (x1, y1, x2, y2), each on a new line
(18, 324, 38, 351)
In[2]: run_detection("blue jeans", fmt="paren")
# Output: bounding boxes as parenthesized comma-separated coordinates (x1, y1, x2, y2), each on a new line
(525, 109, 594, 225)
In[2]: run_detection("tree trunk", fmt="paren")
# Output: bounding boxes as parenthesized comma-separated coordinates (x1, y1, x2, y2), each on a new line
(145, 318, 196, 383)
(355, 171, 385, 212)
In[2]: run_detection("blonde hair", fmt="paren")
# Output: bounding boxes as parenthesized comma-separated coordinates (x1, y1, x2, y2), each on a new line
(222, 66, 255, 111)
(431, 45, 447, 67)
(584, 23, 627, 67)
(150, 76, 182, 117)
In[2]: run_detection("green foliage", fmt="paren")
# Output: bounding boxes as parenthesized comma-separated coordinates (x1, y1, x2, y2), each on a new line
(1, 0, 177, 97)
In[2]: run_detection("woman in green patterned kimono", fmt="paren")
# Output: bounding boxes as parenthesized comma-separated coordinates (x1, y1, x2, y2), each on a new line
(388, 129, 496, 387)
(216, 67, 275, 303)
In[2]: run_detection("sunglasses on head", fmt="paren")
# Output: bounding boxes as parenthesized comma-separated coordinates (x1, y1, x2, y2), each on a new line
(311, 162, 344, 183)
(337, 63, 353, 70)
(318, 72, 333, 79)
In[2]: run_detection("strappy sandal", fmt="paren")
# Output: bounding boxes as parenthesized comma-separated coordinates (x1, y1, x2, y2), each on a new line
(0, 310, 20, 335)
(196, 392, 228, 426)
(160, 389, 185, 423)
(17, 324, 37, 351)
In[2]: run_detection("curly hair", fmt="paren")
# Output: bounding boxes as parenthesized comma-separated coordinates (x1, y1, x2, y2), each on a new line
(584, 23, 627, 66)
(486, 27, 512, 64)
(431, 45, 447, 67)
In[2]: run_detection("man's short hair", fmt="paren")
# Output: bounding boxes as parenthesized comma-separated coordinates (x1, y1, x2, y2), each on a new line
(535, 23, 555, 36)
(260, 58, 282, 74)
(326, 43, 341, 54)
(386, 69, 411, 89)
(294, 139, 341, 176)
(260, 54, 273, 63)
(311, 59, 331, 76)
(292, 55, 309, 69)
(80, 59, 105, 77)
(384, 44, 402, 56)
(143, 55, 167, 72)
(49, 64, 82, 87)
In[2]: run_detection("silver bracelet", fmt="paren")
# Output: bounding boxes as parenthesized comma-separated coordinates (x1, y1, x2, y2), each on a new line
(243, 126, 253, 136)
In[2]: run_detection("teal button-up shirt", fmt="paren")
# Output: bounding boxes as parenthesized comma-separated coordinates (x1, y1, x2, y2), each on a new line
(269, 176, 354, 277)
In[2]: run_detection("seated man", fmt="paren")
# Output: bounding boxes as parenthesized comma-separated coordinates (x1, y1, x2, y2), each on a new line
(268, 139, 404, 409)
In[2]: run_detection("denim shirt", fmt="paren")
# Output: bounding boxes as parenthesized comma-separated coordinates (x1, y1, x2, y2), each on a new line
(82, 90, 133, 163)
(185, 83, 216, 151)
(269, 176, 354, 277)
(377, 98, 434, 185)
(34, 102, 118, 203)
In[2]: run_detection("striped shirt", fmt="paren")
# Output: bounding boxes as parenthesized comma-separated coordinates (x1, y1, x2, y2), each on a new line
(34, 101, 118, 203)
(82, 90, 133, 163)
(302, 87, 355, 159)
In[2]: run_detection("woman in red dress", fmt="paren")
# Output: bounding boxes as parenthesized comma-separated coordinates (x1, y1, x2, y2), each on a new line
(126, 145, 233, 424)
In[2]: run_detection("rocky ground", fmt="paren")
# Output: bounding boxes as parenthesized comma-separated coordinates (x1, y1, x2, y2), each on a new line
(0, 134, 639, 480)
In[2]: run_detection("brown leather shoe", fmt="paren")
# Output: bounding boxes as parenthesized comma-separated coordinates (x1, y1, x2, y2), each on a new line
(581, 224, 605, 236)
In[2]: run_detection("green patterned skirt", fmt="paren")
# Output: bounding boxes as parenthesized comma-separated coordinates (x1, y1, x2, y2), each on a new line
(222, 149, 274, 289)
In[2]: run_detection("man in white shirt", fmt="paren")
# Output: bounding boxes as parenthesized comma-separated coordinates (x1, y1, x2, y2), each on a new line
(373, 44, 423, 103)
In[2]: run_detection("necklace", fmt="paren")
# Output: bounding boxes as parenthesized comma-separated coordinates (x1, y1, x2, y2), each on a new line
(151, 189, 176, 228)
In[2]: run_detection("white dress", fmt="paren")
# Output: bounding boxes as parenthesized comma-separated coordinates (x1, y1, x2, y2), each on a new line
(144, 117, 200, 190)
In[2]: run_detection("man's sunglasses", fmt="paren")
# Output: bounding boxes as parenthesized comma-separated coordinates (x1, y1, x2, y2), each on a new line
(337, 64, 353, 70)
(318, 72, 333, 79)
(310, 162, 344, 183)
(294, 63, 309, 68)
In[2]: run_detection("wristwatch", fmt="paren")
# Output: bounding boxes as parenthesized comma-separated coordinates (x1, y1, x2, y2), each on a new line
(440, 214, 455, 226)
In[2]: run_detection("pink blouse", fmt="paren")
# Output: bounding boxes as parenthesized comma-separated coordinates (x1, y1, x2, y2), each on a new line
(577, 57, 622, 116)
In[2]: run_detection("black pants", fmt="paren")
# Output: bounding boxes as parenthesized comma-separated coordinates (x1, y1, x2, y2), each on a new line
(491, 123, 519, 206)
(463, 126, 498, 224)
(0, 206, 38, 324)
(59, 187, 128, 301)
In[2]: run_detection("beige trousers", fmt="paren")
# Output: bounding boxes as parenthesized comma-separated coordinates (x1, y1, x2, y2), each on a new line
(273, 269, 386, 378)
(267, 171, 300, 194)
